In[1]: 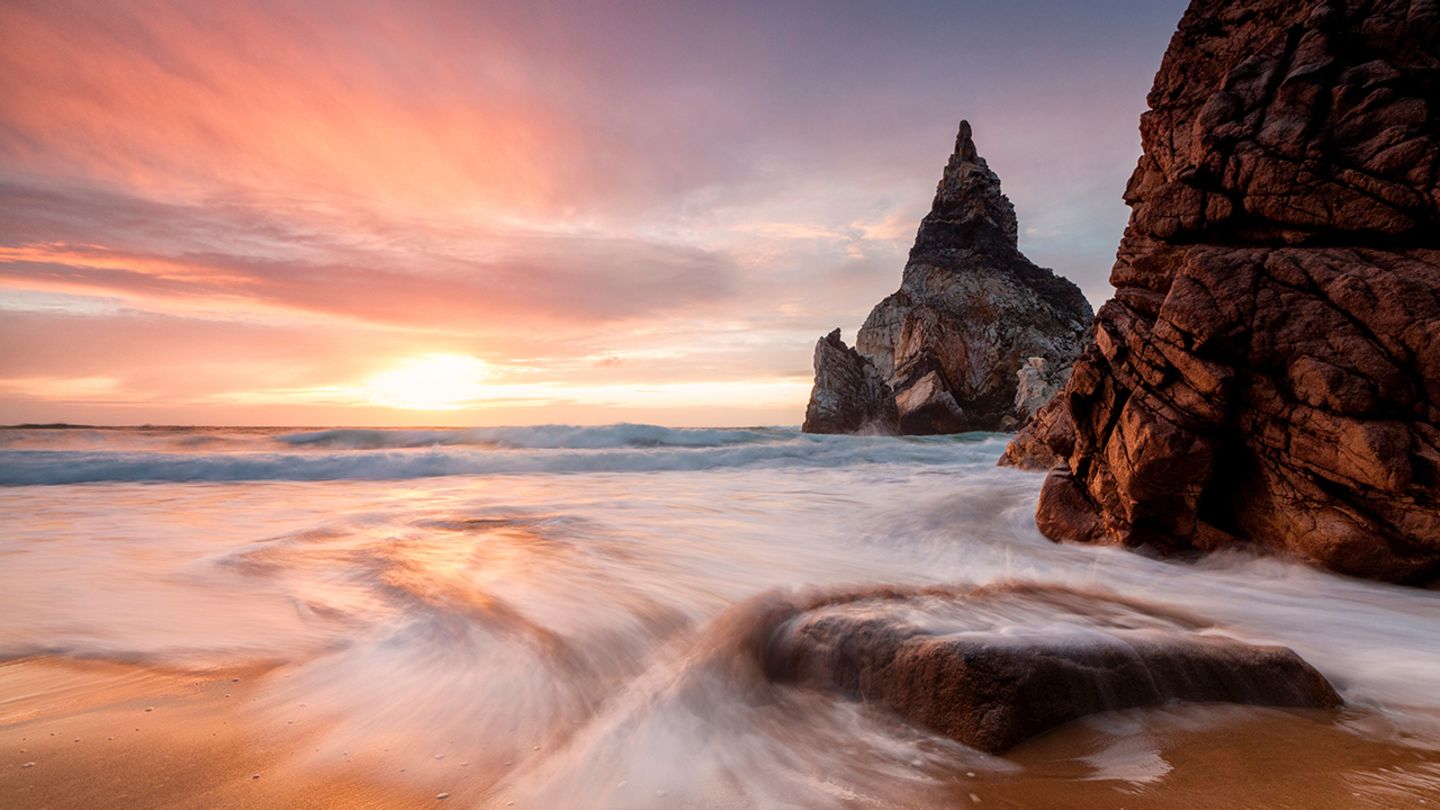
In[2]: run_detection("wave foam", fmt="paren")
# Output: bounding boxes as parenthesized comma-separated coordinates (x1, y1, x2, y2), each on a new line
(0, 429, 1010, 485)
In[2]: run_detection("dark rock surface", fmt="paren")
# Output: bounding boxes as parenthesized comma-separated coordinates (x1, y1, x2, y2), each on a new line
(802, 329, 899, 434)
(1016, 0, 1440, 583)
(804, 122, 1093, 435)
(759, 586, 1341, 754)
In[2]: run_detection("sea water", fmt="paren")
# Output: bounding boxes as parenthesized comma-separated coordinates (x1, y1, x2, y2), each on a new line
(2, 425, 1438, 806)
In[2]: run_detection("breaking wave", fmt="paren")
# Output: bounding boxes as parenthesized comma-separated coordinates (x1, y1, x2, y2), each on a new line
(0, 425, 1009, 485)
(276, 423, 778, 450)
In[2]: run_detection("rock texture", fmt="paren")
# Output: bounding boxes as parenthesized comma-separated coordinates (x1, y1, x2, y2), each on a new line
(1013, 0, 1440, 583)
(804, 122, 1093, 435)
(802, 329, 899, 434)
(999, 394, 1073, 471)
(760, 586, 1341, 753)
(1013, 356, 1066, 423)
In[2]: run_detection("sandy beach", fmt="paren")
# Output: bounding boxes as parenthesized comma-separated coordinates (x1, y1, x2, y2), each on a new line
(0, 657, 474, 809)
(6, 655, 1437, 809)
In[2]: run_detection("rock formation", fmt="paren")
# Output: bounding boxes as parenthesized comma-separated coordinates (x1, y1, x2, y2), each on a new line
(802, 329, 900, 434)
(998, 395, 1073, 471)
(804, 122, 1093, 435)
(759, 586, 1340, 753)
(1009, 0, 1440, 583)
(1013, 357, 1065, 422)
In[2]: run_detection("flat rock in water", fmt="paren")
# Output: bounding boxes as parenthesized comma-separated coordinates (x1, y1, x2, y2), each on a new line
(759, 587, 1341, 753)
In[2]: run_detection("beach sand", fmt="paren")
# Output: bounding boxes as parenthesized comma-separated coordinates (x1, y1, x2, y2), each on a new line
(5, 656, 1437, 809)
(0, 657, 488, 809)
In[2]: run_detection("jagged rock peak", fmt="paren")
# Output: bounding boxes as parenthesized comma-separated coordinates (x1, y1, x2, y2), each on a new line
(804, 118, 1093, 436)
(917, 120, 1019, 256)
(954, 119, 978, 163)
(802, 329, 898, 435)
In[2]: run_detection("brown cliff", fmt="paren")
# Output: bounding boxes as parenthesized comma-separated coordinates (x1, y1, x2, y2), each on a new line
(1011, 0, 1440, 583)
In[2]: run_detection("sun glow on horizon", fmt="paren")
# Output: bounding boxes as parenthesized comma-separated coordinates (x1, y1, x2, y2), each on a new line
(364, 353, 493, 410)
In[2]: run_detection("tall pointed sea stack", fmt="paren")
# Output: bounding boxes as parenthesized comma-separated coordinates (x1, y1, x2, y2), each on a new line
(803, 121, 1093, 435)
(1015, 0, 1440, 584)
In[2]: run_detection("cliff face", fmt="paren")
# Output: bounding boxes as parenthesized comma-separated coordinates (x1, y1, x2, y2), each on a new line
(804, 122, 1093, 435)
(1018, 0, 1440, 583)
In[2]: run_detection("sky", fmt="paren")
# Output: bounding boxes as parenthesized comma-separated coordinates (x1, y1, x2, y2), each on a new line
(0, 0, 1188, 427)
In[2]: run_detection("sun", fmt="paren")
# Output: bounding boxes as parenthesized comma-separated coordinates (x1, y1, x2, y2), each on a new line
(365, 353, 492, 410)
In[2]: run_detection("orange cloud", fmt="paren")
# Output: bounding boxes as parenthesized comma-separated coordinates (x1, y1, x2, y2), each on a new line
(0, 1, 586, 219)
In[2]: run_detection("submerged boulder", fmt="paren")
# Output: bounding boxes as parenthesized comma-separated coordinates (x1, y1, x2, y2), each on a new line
(804, 121, 1092, 435)
(1014, 0, 1440, 583)
(760, 587, 1341, 754)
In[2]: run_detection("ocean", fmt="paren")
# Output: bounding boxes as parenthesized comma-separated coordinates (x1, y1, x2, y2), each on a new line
(2, 424, 1438, 806)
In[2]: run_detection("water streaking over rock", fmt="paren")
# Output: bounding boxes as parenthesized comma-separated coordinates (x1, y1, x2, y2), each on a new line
(760, 585, 1340, 753)
(3, 424, 1440, 807)
(804, 121, 1093, 436)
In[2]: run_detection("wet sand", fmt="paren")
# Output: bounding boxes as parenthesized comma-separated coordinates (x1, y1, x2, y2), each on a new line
(0, 657, 485, 809)
(5, 656, 1437, 809)
(977, 705, 1440, 809)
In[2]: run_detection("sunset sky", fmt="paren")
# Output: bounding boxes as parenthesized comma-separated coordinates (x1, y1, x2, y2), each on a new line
(0, 0, 1186, 426)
